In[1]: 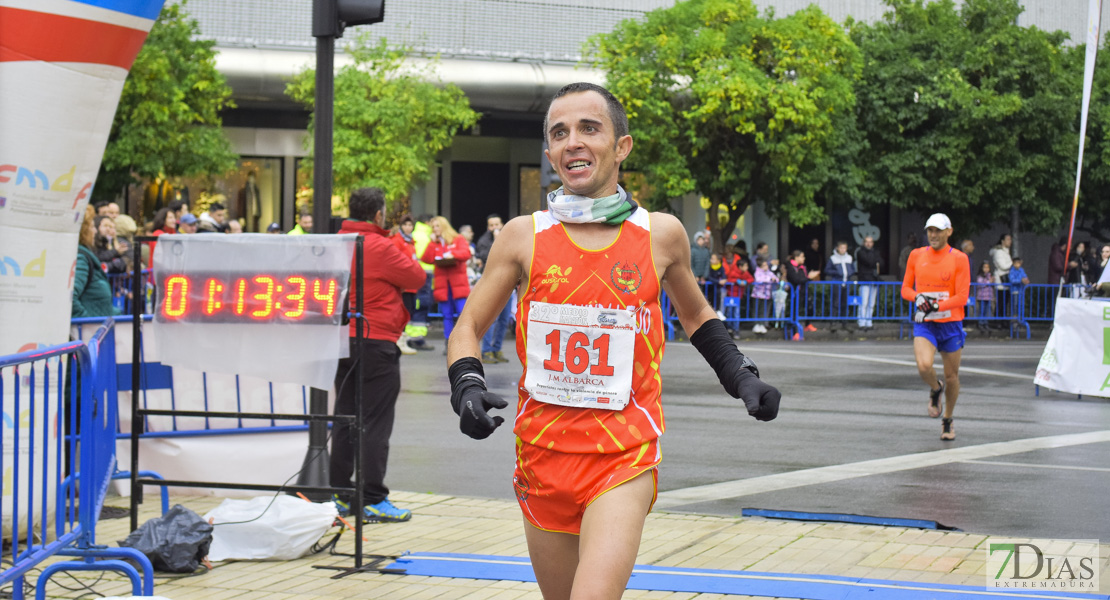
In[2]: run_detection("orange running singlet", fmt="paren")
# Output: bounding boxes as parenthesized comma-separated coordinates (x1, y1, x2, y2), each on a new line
(514, 208, 666, 454)
(901, 245, 971, 322)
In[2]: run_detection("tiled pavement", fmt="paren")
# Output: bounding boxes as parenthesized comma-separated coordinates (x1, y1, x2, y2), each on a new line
(26, 491, 1110, 599)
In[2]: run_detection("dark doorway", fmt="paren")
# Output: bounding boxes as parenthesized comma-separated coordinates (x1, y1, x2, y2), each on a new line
(451, 162, 510, 236)
(789, 223, 827, 271)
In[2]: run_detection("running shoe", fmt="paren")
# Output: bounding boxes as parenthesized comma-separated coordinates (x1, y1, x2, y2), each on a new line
(492, 351, 510, 363)
(804, 324, 817, 332)
(481, 351, 500, 365)
(365, 498, 412, 522)
(332, 495, 412, 522)
(928, 383, 944, 418)
(941, 417, 955, 441)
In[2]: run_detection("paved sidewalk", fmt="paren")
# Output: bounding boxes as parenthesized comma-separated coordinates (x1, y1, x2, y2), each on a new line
(27, 491, 1109, 599)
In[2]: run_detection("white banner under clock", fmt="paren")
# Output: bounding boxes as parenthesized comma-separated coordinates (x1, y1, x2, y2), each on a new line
(151, 234, 358, 389)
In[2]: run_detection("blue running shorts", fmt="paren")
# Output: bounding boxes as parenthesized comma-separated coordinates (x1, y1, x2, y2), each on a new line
(913, 321, 966, 353)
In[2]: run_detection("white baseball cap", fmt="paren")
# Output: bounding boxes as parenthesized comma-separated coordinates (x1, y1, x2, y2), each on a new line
(924, 213, 952, 230)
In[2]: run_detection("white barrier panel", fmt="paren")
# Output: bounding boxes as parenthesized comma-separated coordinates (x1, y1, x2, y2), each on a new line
(0, 0, 163, 534)
(1035, 298, 1110, 398)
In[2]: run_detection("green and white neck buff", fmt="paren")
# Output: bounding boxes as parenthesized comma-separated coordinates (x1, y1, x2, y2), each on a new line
(546, 185, 639, 225)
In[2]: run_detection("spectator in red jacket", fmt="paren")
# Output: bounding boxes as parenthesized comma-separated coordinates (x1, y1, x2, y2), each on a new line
(421, 216, 472, 342)
(332, 188, 426, 523)
(724, 256, 755, 298)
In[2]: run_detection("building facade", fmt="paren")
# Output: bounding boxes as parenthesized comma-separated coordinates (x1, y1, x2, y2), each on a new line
(181, 0, 1093, 278)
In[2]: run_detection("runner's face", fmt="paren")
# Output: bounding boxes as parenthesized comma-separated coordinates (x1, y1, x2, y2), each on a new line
(926, 227, 950, 250)
(545, 91, 632, 199)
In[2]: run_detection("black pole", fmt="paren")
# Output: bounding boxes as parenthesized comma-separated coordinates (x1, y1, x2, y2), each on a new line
(129, 238, 143, 532)
(353, 236, 364, 566)
(296, 0, 337, 502)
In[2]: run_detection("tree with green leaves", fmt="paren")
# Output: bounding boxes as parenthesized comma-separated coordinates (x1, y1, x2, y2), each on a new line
(286, 36, 480, 208)
(851, 0, 1080, 235)
(588, 0, 862, 250)
(95, 1, 237, 214)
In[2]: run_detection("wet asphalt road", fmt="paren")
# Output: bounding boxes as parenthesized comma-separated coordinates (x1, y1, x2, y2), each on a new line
(388, 335, 1110, 540)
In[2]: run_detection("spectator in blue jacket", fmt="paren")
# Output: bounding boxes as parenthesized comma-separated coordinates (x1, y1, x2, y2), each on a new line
(825, 240, 855, 326)
(1008, 257, 1030, 318)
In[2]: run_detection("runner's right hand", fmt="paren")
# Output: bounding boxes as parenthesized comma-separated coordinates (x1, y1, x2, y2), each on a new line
(448, 357, 508, 440)
(456, 387, 507, 440)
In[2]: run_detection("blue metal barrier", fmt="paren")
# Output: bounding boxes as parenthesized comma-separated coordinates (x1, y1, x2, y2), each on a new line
(781, 281, 916, 339)
(0, 321, 154, 599)
(1021, 283, 1087, 323)
(964, 281, 1030, 339)
(660, 281, 800, 340)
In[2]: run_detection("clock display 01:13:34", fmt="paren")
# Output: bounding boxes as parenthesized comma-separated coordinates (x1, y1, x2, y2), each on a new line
(155, 272, 348, 325)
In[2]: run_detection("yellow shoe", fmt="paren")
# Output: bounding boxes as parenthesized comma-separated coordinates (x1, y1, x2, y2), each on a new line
(481, 352, 499, 365)
(492, 351, 510, 363)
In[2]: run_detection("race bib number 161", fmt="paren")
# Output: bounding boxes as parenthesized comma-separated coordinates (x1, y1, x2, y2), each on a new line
(524, 301, 635, 410)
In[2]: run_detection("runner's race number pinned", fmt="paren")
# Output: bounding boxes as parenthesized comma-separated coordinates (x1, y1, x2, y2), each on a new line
(524, 301, 634, 410)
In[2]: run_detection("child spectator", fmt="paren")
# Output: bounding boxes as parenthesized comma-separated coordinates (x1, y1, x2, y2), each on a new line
(1008, 256, 1030, 319)
(706, 253, 726, 318)
(723, 258, 755, 325)
(752, 256, 777, 334)
(975, 260, 994, 332)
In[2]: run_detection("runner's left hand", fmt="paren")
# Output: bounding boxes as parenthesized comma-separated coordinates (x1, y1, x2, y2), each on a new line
(914, 293, 939, 323)
(730, 369, 780, 421)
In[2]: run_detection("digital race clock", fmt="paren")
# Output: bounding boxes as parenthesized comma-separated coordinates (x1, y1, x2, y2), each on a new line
(155, 271, 347, 325)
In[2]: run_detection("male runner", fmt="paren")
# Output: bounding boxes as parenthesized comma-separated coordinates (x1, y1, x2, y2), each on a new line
(901, 213, 970, 440)
(444, 82, 781, 600)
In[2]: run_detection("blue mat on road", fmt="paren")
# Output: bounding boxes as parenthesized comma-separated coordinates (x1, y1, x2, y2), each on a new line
(386, 552, 1107, 600)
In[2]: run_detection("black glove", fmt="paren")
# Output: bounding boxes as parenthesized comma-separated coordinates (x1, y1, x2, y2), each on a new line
(914, 293, 939, 323)
(448, 357, 508, 439)
(723, 358, 780, 421)
(690, 319, 780, 421)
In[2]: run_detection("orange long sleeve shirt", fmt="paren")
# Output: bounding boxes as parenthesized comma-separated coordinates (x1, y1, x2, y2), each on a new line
(901, 245, 970, 322)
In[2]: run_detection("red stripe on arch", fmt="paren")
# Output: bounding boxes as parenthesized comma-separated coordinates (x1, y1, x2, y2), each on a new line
(0, 7, 149, 70)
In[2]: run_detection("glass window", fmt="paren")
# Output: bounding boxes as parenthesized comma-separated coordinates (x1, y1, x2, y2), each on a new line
(518, 165, 544, 216)
(176, 157, 283, 232)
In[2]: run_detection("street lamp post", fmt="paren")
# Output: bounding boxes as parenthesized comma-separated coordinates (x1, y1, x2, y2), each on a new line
(297, 0, 385, 502)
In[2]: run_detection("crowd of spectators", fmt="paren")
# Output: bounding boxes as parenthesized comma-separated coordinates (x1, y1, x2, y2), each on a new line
(685, 227, 1110, 335)
(79, 196, 1110, 331)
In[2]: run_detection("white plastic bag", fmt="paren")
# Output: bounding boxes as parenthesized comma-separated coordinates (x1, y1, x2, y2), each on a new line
(204, 495, 337, 561)
(772, 285, 788, 319)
